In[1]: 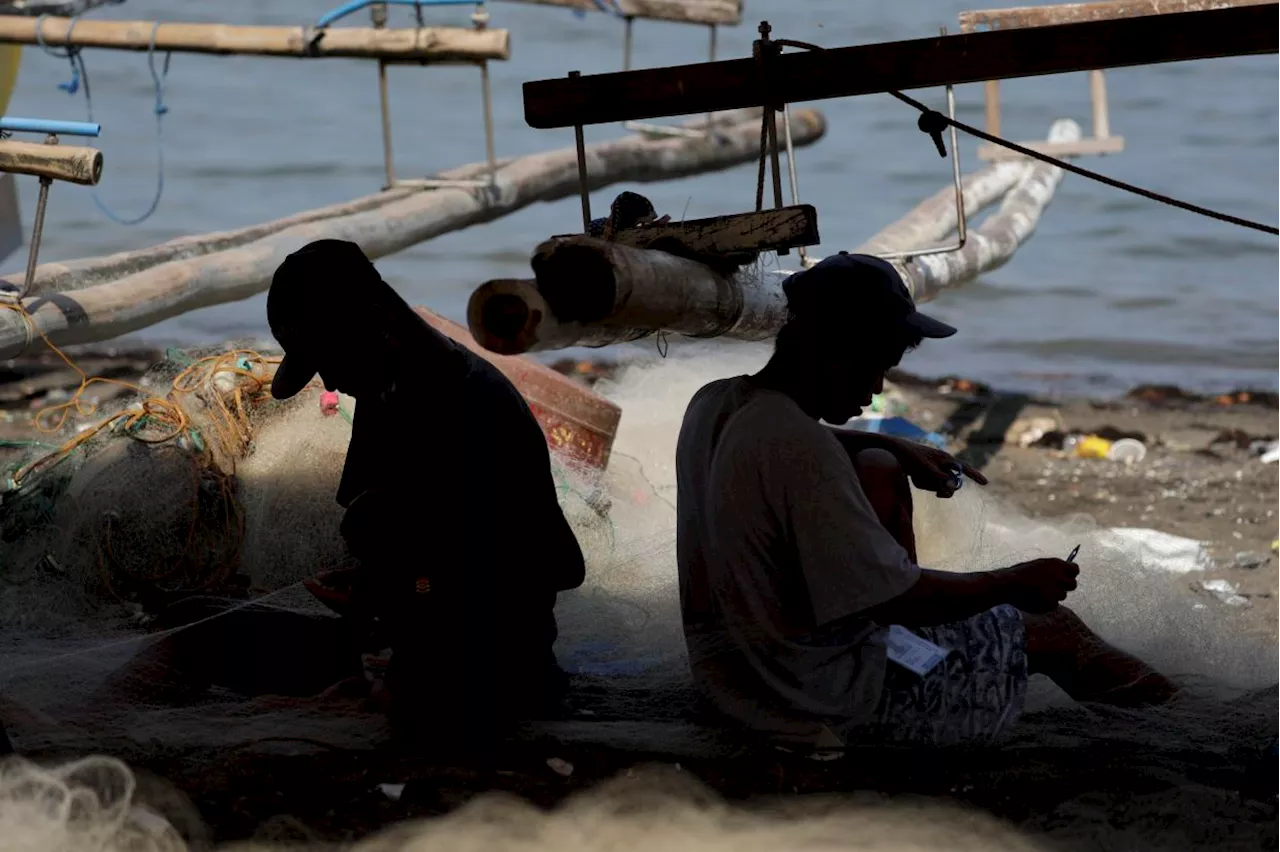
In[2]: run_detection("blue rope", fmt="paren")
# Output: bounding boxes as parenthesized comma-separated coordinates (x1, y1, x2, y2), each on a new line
(574, 0, 626, 19)
(36, 16, 172, 226)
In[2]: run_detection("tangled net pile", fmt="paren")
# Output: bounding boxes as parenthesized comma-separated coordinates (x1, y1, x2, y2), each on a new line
(0, 341, 1274, 851)
(0, 346, 301, 621)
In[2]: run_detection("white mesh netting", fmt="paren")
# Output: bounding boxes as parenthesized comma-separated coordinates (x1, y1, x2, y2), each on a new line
(0, 341, 1275, 850)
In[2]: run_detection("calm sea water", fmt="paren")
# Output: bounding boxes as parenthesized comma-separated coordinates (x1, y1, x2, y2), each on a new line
(2, 0, 1276, 396)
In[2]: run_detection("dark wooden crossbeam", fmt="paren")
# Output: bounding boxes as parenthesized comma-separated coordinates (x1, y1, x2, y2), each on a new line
(522, 3, 1277, 129)
(553, 205, 819, 255)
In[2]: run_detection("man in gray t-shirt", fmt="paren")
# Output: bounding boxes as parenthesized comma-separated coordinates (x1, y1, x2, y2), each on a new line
(676, 253, 1177, 746)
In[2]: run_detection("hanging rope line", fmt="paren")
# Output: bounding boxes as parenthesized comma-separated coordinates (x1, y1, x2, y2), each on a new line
(34, 15, 172, 226)
(771, 38, 1278, 237)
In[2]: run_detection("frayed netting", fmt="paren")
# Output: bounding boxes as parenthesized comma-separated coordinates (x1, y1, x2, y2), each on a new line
(0, 341, 1276, 850)
(0, 760, 1050, 852)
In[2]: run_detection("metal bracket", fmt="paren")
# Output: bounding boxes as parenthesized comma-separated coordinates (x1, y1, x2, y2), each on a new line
(619, 16, 720, 139)
(368, 1, 499, 191)
(0, 118, 101, 303)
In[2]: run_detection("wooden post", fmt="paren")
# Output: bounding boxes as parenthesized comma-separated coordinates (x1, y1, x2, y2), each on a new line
(0, 17, 511, 62)
(0, 108, 828, 356)
(467, 121, 1078, 354)
(984, 80, 1001, 137)
(1089, 69, 1110, 139)
(521, 3, 1277, 128)
(0, 139, 103, 186)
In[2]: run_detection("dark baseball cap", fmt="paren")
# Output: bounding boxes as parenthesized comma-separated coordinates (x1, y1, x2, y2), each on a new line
(782, 252, 957, 340)
(267, 239, 381, 400)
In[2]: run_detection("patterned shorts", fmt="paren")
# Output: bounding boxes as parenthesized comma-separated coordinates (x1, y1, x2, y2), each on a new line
(849, 604, 1029, 746)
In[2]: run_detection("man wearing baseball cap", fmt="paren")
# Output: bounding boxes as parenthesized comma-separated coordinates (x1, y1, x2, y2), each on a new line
(267, 239, 586, 760)
(675, 252, 1175, 748)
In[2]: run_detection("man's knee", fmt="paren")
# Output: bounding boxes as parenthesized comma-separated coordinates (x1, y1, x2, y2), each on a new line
(1023, 605, 1092, 665)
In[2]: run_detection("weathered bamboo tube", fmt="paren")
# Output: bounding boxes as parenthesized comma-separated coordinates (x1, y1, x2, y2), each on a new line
(898, 119, 1080, 303)
(855, 159, 1030, 256)
(467, 120, 1078, 354)
(0, 17, 510, 62)
(0, 108, 826, 358)
(498, 0, 743, 25)
(957, 0, 1274, 32)
(0, 140, 103, 186)
(468, 239, 785, 355)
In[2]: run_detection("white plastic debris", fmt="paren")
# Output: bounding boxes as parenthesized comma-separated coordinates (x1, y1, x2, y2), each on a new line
(377, 783, 406, 802)
(1199, 579, 1250, 607)
(546, 757, 574, 777)
(1097, 528, 1213, 574)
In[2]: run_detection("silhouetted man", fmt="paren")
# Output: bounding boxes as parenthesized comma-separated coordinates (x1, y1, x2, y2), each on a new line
(268, 239, 586, 758)
(676, 252, 1176, 747)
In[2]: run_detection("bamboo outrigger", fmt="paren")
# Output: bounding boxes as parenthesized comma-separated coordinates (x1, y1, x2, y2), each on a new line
(468, 120, 1081, 354)
(0, 108, 827, 359)
(463, 0, 1276, 356)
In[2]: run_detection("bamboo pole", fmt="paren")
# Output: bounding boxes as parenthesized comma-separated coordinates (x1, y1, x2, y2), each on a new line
(958, 0, 1274, 31)
(0, 139, 102, 185)
(0, 17, 511, 62)
(498, 0, 743, 26)
(854, 159, 1029, 256)
(468, 239, 784, 355)
(466, 121, 1076, 354)
(897, 119, 1080, 303)
(0, 108, 826, 358)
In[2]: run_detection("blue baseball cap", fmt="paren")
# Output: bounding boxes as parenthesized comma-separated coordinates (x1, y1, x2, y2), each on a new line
(782, 252, 957, 339)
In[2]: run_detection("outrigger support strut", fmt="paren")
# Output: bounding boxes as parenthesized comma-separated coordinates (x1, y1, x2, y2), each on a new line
(366, 0, 500, 191)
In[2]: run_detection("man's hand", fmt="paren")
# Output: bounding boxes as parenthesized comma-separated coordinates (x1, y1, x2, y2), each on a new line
(999, 558, 1079, 613)
(887, 438, 988, 498)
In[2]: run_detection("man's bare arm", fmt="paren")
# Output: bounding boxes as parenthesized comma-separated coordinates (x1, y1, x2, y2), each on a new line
(863, 559, 1079, 627)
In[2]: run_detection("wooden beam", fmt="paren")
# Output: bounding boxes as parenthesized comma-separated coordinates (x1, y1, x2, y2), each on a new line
(0, 17, 510, 62)
(555, 205, 819, 255)
(0, 139, 102, 185)
(522, 3, 1277, 128)
(498, 0, 742, 26)
(958, 0, 1272, 32)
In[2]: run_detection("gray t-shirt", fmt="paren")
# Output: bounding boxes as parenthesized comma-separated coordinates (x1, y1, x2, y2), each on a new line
(675, 377, 921, 736)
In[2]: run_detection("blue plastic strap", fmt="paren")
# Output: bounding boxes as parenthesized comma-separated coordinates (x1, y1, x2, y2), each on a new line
(316, 0, 483, 29)
(0, 117, 101, 138)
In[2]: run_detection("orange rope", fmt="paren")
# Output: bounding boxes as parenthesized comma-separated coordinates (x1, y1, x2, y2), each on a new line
(2, 299, 293, 600)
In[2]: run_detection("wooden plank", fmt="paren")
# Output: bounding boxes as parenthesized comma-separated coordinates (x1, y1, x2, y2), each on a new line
(522, 4, 1277, 128)
(555, 204, 819, 255)
(0, 17, 510, 62)
(0, 139, 102, 185)
(498, 0, 743, 26)
(958, 0, 1273, 32)
(976, 135, 1125, 160)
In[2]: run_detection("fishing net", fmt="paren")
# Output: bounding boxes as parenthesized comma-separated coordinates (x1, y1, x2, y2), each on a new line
(0, 341, 1275, 851)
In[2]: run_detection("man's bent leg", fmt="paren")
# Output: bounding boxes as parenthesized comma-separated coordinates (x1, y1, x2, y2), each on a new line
(1024, 605, 1178, 706)
(853, 448, 918, 562)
